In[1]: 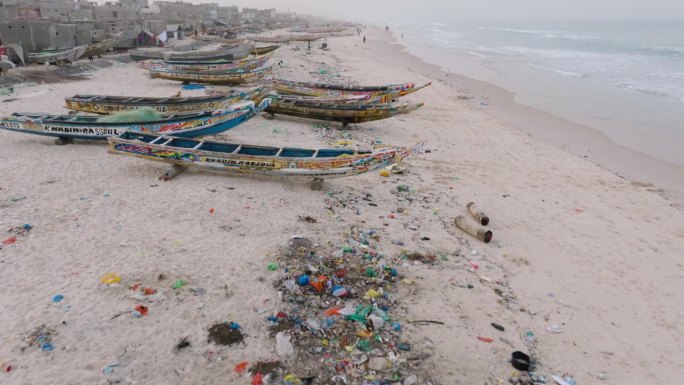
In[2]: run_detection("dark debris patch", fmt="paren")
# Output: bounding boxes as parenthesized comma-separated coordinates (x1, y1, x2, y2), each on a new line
(207, 323, 244, 346)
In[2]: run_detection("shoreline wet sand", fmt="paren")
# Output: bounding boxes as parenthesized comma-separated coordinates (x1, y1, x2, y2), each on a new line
(378, 31, 684, 207)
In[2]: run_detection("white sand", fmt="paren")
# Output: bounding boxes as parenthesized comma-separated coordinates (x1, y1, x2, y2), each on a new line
(0, 28, 683, 385)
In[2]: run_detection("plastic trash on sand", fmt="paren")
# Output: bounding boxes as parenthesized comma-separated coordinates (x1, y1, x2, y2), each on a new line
(182, 84, 205, 90)
(275, 332, 295, 357)
(100, 273, 121, 285)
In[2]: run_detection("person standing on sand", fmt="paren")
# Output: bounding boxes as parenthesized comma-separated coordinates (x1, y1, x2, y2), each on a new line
(363, 36, 366, 44)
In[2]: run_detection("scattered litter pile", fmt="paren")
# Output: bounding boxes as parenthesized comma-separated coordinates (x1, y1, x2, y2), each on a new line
(1, 223, 33, 249)
(255, 229, 433, 384)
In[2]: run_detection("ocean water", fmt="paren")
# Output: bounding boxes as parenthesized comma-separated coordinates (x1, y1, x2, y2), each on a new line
(392, 20, 684, 166)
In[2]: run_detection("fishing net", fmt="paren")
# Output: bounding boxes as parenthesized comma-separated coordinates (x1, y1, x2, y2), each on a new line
(97, 107, 162, 123)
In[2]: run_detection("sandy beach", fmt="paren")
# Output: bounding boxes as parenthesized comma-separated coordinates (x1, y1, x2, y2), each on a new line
(1, 27, 683, 385)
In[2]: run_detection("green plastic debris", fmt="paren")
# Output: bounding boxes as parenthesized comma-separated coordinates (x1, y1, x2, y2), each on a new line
(267, 263, 278, 271)
(342, 246, 353, 253)
(397, 185, 410, 192)
(172, 279, 186, 289)
(346, 305, 373, 323)
(356, 339, 371, 352)
(365, 267, 377, 277)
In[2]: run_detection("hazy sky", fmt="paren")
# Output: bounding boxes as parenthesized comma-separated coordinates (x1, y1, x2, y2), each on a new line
(226, 0, 684, 23)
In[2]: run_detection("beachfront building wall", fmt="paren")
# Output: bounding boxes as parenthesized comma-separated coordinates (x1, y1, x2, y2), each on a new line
(1, 0, 96, 22)
(50, 22, 75, 48)
(95, 2, 140, 20)
(153, 0, 201, 19)
(256, 8, 275, 22)
(275, 12, 297, 21)
(0, 20, 49, 51)
(0, 0, 19, 20)
(241, 7, 256, 22)
(74, 21, 91, 44)
(119, 0, 147, 7)
(218, 5, 238, 25)
(73, 21, 96, 45)
(0, 19, 77, 50)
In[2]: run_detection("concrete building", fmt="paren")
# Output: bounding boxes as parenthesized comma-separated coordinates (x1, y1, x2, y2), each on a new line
(0, 19, 77, 50)
(0, 0, 19, 21)
(240, 7, 255, 22)
(0, 0, 96, 22)
(94, 1, 140, 21)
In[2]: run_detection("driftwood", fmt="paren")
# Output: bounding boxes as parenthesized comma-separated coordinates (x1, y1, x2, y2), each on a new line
(467, 201, 489, 226)
(454, 215, 492, 243)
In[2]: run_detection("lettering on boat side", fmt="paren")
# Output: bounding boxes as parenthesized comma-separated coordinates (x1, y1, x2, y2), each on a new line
(44, 125, 120, 135)
(1, 121, 21, 129)
(203, 157, 276, 168)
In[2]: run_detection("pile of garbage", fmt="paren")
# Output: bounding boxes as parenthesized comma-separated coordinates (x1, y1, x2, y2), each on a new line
(255, 228, 434, 385)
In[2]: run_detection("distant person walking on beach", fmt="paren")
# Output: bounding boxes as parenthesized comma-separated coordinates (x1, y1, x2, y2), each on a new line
(363, 36, 366, 44)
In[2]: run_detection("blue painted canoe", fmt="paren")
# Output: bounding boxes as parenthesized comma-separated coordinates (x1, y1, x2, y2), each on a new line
(0, 99, 271, 141)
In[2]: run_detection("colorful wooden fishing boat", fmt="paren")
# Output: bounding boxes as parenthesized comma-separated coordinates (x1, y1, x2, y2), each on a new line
(209, 89, 371, 106)
(274, 79, 431, 101)
(140, 52, 273, 72)
(108, 130, 425, 179)
(128, 49, 165, 61)
(249, 35, 321, 43)
(150, 65, 272, 85)
(65, 86, 266, 115)
(263, 92, 372, 105)
(252, 45, 280, 55)
(192, 36, 242, 45)
(82, 38, 120, 58)
(265, 99, 424, 126)
(27, 46, 87, 64)
(162, 44, 254, 63)
(0, 99, 270, 141)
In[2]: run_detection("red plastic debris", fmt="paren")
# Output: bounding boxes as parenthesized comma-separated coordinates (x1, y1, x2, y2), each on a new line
(234, 361, 248, 374)
(325, 307, 342, 316)
(252, 372, 263, 385)
(209, 208, 215, 214)
(143, 287, 156, 295)
(134, 305, 149, 316)
(477, 336, 494, 343)
(2, 236, 17, 245)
